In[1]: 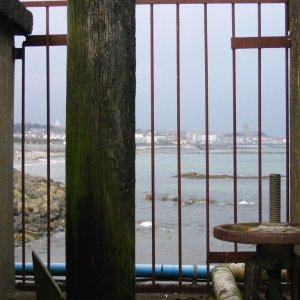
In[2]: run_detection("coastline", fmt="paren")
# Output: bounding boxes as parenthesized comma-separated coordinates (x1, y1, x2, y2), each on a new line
(14, 142, 65, 161)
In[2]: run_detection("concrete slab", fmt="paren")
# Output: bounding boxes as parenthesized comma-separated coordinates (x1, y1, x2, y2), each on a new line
(7, 291, 214, 300)
(136, 292, 214, 299)
(7, 290, 293, 299)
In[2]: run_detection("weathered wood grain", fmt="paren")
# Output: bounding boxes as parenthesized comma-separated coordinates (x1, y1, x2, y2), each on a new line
(66, 1, 135, 298)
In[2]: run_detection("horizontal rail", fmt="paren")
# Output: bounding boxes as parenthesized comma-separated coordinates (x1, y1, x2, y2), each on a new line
(24, 34, 291, 49)
(207, 251, 255, 263)
(24, 34, 67, 46)
(136, 0, 287, 3)
(232, 36, 291, 49)
(22, 0, 287, 7)
(22, 1, 67, 7)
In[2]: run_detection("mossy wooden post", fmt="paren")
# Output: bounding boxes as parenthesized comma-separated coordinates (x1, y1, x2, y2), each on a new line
(290, 2, 300, 297)
(66, 0, 135, 299)
(290, 0, 300, 223)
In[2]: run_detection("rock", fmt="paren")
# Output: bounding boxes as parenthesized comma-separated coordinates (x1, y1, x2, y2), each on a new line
(50, 202, 60, 212)
(13, 168, 66, 241)
(14, 231, 41, 242)
(32, 206, 39, 214)
(26, 225, 39, 233)
(13, 206, 19, 216)
(43, 194, 53, 202)
(183, 199, 196, 206)
(16, 201, 22, 214)
(161, 195, 178, 202)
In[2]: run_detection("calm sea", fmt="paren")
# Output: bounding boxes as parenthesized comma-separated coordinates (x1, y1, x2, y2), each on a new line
(14, 145, 287, 265)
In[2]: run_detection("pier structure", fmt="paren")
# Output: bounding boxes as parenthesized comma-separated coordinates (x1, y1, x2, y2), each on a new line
(0, 1, 32, 298)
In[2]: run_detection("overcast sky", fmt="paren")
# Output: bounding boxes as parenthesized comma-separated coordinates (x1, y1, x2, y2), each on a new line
(15, 2, 287, 136)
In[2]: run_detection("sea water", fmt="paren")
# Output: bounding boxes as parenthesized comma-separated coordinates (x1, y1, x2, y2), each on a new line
(14, 145, 287, 265)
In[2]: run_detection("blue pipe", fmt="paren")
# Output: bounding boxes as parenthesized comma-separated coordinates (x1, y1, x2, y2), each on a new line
(135, 264, 213, 280)
(15, 262, 65, 276)
(15, 263, 213, 280)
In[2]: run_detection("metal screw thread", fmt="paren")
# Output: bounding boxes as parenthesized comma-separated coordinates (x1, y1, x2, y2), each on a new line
(269, 174, 281, 223)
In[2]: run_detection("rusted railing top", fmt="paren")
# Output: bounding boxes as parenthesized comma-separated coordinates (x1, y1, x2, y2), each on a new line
(22, 0, 287, 7)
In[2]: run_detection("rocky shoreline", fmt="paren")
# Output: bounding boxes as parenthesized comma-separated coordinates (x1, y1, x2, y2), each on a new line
(176, 171, 270, 179)
(14, 169, 65, 244)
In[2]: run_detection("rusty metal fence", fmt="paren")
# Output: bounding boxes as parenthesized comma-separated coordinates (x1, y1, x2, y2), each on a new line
(16, 0, 290, 288)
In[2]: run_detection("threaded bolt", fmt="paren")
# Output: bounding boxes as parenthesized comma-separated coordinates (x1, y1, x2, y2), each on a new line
(269, 174, 281, 223)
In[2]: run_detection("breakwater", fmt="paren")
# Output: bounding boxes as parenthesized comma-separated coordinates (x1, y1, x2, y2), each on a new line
(13, 169, 65, 243)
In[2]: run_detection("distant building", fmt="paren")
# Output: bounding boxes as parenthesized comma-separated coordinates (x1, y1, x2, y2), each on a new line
(54, 119, 61, 128)
(146, 134, 157, 144)
(135, 133, 145, 143)
(243, 122, 249, 135)
(187, 131, 201, 143)
(201, 134, 217, 144)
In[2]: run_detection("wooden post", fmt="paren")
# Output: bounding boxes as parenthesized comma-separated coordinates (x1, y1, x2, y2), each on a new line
(290, 0, 300, 223)
(290, 0, 300, 291)
(66, 0, 135, 299)
(0, 2, 32, 299)
(243, 255, 261, 300)
(0, 25, 15, 300)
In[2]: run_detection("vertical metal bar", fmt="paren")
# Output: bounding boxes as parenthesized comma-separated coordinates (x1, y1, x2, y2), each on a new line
(150, 3, 156, 286)
(21, 43, 26, 285)
(257, 3, 262, 222)
(231, 3, 238, 252)
(204, 3, 210, 279)
(176, 3, 182, 287)
(285, 1, 290, 222)
(46, 5, 51, 269)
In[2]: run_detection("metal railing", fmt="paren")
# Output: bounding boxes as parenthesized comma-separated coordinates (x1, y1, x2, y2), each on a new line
(16, 0, 290, 288)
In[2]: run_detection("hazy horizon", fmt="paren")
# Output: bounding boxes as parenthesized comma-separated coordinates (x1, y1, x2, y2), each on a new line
(15, 2, 288, 137)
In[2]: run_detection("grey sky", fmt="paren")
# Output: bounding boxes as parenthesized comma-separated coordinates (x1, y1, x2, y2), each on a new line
(15, 2, 287, 136)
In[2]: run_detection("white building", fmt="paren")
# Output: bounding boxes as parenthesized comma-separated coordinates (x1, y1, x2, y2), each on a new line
(201, 134, 217, 143)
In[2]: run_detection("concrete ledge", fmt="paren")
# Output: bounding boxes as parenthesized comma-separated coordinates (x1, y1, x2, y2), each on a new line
(0, 0, 32, 35)
(7, 291, 215, 300)
(7, 291, 36, 300)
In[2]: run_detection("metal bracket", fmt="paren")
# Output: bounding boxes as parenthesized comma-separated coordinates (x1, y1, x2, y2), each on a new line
(231, 36, 291, 50)
(13, 47, 24, 60)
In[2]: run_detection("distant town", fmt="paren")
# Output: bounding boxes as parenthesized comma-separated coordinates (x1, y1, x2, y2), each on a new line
(14, 122, 286, 147)
(14, 121, 66, 144)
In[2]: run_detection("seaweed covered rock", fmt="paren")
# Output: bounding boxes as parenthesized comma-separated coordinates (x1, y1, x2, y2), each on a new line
(13, 169, 65, 242)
